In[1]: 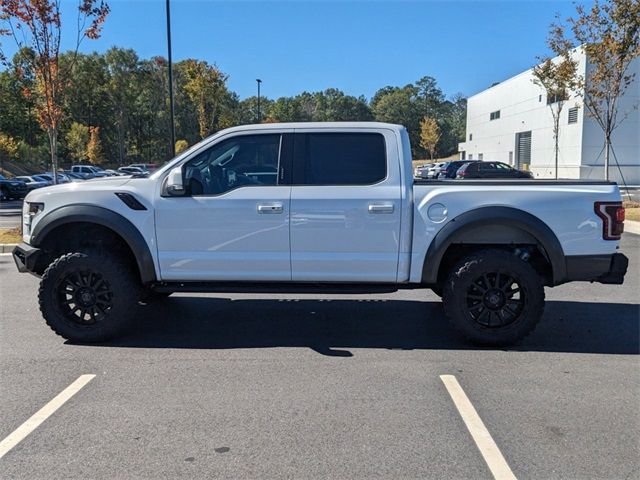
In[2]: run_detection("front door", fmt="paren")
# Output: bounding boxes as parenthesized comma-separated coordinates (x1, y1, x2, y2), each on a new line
(289, 130, 402, 282)
(155, 132, 292, 281)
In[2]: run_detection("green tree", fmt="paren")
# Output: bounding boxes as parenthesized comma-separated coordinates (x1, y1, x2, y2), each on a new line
(65, 122, 90, 162)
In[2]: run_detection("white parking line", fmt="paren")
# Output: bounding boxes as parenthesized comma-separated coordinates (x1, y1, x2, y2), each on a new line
(440, 374, 516, 480)
(0, 374, 95, 459)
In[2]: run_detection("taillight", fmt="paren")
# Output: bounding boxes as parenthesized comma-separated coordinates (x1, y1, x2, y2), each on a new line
(595, 201, 624, 240)
(458, 170, 466, 177)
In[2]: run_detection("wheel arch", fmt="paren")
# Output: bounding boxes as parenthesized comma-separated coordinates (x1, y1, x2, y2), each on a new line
(421, 206, 566, 286)
(30, 204, 157, 284)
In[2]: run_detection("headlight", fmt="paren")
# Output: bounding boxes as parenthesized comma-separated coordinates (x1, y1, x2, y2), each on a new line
(23, 202, 44, 236)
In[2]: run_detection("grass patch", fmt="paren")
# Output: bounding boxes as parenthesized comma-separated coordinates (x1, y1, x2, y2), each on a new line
(626, 208, 640, 222)
(0, 227, 21, 244)
(624, 201, 640, 222)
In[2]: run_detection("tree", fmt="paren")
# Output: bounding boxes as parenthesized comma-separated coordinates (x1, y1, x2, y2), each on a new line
(419, 117, 441, 160)
(0, 0, 109, 182)
(180, 60, 228, 139)
(65, 121, 90, 161)
(546, 0, 640, 180)
(175, 139, 188, 154)
(532, 56, 577, 178)
(0, 132, 18, 173)
(86, 126, 103, 164)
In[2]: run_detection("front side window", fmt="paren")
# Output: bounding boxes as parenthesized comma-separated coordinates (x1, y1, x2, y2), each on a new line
(298, 133, 386, 185)
(184, 134, 281, 196)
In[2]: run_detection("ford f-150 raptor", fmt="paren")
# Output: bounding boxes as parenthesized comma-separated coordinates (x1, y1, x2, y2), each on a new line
(12, 123, 629, 345)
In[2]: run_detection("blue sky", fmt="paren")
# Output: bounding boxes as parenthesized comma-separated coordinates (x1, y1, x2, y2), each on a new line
(1, 0, 588, 100)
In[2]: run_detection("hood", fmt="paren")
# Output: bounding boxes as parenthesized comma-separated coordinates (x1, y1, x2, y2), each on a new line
(25, 176, 133, 201)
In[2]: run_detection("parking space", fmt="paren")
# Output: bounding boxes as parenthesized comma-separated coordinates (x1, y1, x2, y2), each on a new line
(0, 234, 638, 479)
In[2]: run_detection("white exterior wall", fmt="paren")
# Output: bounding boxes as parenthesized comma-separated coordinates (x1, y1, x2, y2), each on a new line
(458, 51, 639, 185)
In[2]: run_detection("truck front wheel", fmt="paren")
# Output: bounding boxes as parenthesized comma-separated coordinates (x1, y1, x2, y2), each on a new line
(442, 249, 545, 346)
(38, 252, 139, 342)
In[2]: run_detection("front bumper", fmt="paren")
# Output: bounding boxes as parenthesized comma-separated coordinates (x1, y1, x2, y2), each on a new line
(12, 243, 43, 275)
(564, 253, 629, 285)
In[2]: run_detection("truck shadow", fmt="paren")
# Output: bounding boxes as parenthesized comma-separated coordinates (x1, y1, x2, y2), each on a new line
(99, 297, 639, 355)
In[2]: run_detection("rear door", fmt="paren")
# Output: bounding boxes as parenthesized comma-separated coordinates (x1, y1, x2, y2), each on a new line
(289, 129, 402, 282)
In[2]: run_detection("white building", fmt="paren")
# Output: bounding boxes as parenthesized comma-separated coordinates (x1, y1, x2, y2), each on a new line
(458, 50, 639, 184)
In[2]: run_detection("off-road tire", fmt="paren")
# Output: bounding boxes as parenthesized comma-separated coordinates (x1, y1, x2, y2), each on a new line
(442, 249, 545, 346)
(39, 252, 140, 342)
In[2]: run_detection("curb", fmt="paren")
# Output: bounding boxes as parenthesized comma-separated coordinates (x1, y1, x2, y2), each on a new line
(625, 220, 640, 236)
(0, 243, 18, 253)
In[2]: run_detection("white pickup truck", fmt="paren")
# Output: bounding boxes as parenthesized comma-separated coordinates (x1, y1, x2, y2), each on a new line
(13, 122, 628, 345)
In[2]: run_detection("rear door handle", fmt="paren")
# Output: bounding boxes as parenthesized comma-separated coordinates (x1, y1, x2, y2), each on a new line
(368, 203, 394, 214)
(257, 202, 283, 214)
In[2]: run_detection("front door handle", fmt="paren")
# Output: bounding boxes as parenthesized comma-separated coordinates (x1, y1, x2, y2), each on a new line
(257, 202, 283, 214)
(368, 203, 394, 214)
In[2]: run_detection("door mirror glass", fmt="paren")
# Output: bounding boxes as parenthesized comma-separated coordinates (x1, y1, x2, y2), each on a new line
(165, 166, 185, 196)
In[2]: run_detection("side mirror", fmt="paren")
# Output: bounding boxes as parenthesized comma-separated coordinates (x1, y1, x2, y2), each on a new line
(165, 166, 185, 196)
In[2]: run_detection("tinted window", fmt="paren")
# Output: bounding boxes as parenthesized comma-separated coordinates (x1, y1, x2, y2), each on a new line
(300, 133, 386, 185)
(480, 162, 497, 171)
(184, 134, 281, 196)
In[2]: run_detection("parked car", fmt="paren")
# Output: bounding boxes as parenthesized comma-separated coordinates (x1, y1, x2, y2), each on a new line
(0, 173, 28, 200)
(422, 162, 447, 179)
(437, 160, 478, 179)
(64, 172, 87, 182)
(70, 165, 108, 179)
(15, 176, 49, 191)
(129, 163, 158, 171)
(38, 173, 72, 184)
(413, 164, 430, 178)
(456, 161, 534, 179)
(12, 122, 628, 347)
(104, 169, 124, 176)
(31, 174, 53, 186)
(118, 166, 145, 175)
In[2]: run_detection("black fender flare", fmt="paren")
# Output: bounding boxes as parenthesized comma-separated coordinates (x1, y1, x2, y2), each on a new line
(30, 204, 157, 284)
(421, 206, 566, 285)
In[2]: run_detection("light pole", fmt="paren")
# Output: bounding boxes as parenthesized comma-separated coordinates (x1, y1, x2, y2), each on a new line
(166, 0, 176, 156)
(256, 79, 262, 123)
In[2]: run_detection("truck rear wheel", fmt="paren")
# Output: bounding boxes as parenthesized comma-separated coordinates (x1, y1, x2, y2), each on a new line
(38, 252, 139, 342)
(442, 249, 544, 346)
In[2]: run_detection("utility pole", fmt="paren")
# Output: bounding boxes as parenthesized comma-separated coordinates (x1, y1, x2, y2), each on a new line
(256, 78, 262, 123)
(166, 0, 176, 156)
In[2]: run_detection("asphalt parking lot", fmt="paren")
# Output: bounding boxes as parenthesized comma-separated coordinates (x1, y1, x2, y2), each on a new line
(0, 234, 638, 479)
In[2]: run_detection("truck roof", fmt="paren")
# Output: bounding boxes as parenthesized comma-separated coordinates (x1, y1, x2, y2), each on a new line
(217, 122, 405, 134)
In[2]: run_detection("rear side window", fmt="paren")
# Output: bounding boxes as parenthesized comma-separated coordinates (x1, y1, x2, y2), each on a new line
(297, 133, 386, 185)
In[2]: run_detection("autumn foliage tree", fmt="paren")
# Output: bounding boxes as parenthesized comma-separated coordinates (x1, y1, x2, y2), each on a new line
(180, 60, 228, 139)
(86, 125, 103, 164)
(419, 116, 441, 160)
(546, 0, 639, 180)
(532, 56, 577, 178)
(0, 0, 109, 182)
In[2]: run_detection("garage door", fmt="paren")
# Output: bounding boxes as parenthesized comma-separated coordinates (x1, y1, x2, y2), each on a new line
(515, 131, 532, 169)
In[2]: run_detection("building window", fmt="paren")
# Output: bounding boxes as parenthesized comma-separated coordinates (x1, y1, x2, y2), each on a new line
(547, 91, 568, 104)
(469, 133, 473, 141)
(509, 151, 513, 165)
(490, 110, 501, 121)
(568, 107, 579, 124)
(539, 95, 542, 102)
(468, 154, 473, 160)
(478, 153, 484, 160)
